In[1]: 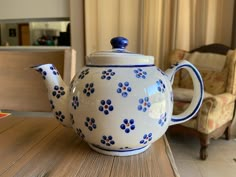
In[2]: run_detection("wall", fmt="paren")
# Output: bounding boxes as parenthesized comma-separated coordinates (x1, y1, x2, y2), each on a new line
(1, 24, 19, 45)
(0, 0, 69, 20)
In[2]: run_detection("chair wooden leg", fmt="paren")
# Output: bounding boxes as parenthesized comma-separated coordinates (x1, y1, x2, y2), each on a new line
(199, 133, 210, 160)
(200, 145, 208, 160)
(224, 126, 231, 140)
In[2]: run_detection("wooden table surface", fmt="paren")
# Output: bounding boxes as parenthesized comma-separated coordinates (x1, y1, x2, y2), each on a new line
(0, 116, 179, 177)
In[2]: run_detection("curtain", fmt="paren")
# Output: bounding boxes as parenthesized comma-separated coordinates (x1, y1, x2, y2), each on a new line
(232, 0, 236, 48)
(142, 0, 176, 68)
(84, 0, 142, 54)
(84, 0, 235, 69)
(231, 1, 236, 138)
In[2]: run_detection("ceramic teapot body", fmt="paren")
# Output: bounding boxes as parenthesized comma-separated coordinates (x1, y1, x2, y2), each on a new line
(33, 37, 203, 156)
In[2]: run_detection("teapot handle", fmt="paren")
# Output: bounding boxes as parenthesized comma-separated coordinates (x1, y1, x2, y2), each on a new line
(165, 60, 204, 125)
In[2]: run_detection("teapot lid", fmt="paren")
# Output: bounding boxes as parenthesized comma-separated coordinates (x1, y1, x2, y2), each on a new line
(86, 37, 154, 66)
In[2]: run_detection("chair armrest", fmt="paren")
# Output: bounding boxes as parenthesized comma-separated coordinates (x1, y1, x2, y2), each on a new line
(169, 49, 186, 64)
(197, 93, 236, 133)
(203, 93, 236, 107)
(169, 49, 186, 88)
(173, 88, 213, 102)
(226, 50, 236, 95)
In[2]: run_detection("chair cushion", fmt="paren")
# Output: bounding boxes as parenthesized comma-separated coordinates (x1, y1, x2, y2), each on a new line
(172, 88, 212, 130)
(173, 88, 213, 101)
(173, 92, 235, 134)
(179, 52, 228, 95)
(173, 101, 197, 129)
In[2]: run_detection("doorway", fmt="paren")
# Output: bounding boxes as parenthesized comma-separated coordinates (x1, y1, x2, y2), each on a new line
(18, 23, 30, 45)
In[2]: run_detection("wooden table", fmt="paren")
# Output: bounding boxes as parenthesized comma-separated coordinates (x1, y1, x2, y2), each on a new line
(0, 116, 179, 177)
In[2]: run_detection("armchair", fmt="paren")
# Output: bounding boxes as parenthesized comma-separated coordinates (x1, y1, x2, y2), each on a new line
(168, 44, 236, 160)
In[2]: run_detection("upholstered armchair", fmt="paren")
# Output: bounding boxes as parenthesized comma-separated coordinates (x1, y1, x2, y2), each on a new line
(168, 44, 236, 160)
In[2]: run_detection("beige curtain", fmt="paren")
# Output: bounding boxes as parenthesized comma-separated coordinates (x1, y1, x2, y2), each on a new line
(84, 0, 142, 54)
(142, 0, 176, 68)
(232, 1, 236, 48)
(232, 2, 236, 138)
(85, 0, 234, 69)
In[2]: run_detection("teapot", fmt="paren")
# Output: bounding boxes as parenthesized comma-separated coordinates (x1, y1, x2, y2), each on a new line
(32, 37, 203, 156)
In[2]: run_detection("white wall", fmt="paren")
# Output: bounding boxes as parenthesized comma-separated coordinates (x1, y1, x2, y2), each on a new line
(0, 0, 69, 20)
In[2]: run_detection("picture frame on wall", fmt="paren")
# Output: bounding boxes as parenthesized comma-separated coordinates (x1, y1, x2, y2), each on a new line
(9, 28, 16, 37)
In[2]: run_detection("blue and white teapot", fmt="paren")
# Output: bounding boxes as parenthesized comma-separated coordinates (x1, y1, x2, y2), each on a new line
(32, 37, 203, 156)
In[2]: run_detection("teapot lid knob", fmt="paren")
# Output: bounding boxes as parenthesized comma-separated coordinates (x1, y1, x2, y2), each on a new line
(110, 37, 128, 49)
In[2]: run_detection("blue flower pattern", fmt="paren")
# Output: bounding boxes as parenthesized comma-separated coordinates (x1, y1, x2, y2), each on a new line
(49, 100, 55, 110)
(85, 117, 97, 131)
(137, 97, 151, 112)
(72, 96, 79, 109)
(99, 99, 114, 115)
(55, 111, 65, 122)
(50, 65, 59, 75)
(69, 77, 76, 92)
(156, 79, 166, 93)
(83, 83, 95, 96)
(52, 85, 65, 99)
(101, 69, 115, 80)
(78, 68, 89, 79)
(140, 133, 152, 144)
(134, 68, 147, 79)
(101, 135, 115, 146)
(158, 112, 167, 126)
(117, 82, 132, 97)
(76, 128, 85, 139)
(36, 67, 47, 79)
(120, 119, 135, 133)
(36, 64, 58, 80)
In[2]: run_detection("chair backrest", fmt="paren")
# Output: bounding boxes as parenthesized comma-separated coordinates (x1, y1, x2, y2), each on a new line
(170, 44, 236, 95)
(0, 48, 76, 112)
(189, 43, 231, 55)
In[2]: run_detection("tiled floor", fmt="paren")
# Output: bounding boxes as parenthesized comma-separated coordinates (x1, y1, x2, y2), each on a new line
(167, 132, 236, 177)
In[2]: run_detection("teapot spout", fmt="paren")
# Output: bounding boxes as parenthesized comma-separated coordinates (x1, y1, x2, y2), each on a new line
(32, 64, 72, 127)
